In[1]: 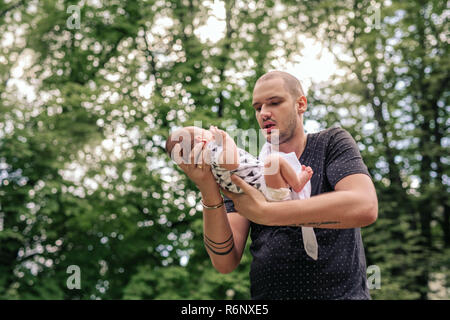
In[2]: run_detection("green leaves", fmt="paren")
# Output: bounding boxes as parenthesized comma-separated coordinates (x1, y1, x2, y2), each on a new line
(0, 0, 447, 300)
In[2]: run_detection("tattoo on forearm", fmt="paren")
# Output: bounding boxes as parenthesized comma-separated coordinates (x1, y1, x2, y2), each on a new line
(288, 221, 341, 227)
(203, 234, 234, 256)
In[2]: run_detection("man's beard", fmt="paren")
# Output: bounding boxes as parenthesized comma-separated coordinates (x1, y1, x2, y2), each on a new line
(267, 107, 298, 145)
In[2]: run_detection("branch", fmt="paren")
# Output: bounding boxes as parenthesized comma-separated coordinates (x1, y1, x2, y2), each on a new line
(0, 0, 26, 19)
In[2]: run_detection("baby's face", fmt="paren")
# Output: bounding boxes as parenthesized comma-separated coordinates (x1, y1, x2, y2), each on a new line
(168, 126, 214, 164)
(187, 126, 214, 146)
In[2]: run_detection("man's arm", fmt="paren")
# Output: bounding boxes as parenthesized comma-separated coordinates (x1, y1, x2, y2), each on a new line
(267, 173, 378, 228)
(174, 140, 249, 274)
(199, 182, 250, 273)
(221, 173, 378, 229)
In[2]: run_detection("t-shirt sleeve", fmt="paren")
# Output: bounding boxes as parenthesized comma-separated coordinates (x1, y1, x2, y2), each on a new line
(224, 195, 237, 213)
(325, 128, 371, 189)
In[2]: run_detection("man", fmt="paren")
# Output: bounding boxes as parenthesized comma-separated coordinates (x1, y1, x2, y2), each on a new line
(175, 71, 378, 299)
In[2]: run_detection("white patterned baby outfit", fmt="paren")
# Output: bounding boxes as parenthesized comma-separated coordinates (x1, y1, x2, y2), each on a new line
(207, 142, 289, 202)
(207, 142, 264, 193)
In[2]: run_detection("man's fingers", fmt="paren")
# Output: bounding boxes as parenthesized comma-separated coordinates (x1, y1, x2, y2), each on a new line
(202, 147, 212, 166)
(230, 175, 252, 194)
(191, 142, 203, 165)
(220, 186, 235, 200)
(171, 143, 184, 165)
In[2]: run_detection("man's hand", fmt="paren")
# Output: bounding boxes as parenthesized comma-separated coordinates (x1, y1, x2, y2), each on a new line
(220, 175, 270, 225)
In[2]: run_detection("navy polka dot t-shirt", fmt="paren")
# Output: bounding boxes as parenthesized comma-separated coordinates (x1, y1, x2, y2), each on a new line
(224, 127, 372, 300)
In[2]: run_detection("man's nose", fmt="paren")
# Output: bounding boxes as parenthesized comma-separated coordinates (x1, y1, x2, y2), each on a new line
(260, 104, 271, 119)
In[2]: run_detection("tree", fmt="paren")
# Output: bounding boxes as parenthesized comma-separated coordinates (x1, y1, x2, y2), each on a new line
(1, 0, 447, 300)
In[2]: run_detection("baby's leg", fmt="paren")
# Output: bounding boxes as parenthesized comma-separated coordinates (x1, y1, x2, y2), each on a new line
(263, 154, 290, 189)
(264, 154, 313, 193)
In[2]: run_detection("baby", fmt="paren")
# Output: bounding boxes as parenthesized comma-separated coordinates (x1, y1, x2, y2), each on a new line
(165, 125, 313, 202)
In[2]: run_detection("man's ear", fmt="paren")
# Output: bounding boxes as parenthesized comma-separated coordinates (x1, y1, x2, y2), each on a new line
(296, 95, 307, 114)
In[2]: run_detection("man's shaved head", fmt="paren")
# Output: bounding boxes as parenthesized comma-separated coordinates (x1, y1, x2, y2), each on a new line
(255, 71, 305, 100)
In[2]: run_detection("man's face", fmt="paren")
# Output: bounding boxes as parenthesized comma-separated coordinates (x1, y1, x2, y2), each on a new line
(252, 77, 300, 144)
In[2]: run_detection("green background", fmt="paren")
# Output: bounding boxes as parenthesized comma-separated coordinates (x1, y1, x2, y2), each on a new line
(0, 0, 448, 299)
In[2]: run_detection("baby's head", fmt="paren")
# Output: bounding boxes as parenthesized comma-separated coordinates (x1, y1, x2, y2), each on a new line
(165, 126, 213, 161)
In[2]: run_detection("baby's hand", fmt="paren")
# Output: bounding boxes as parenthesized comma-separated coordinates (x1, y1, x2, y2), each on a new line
(209, 125, 228, 146)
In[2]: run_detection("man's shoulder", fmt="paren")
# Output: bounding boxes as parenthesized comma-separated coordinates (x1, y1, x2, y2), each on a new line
(308, 126, 348, 143)
(315, 126, 346, 136)
(307, 127, 357, 156)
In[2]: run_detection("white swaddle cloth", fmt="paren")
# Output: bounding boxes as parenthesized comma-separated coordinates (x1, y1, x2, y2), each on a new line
(259, 142, 318, 260)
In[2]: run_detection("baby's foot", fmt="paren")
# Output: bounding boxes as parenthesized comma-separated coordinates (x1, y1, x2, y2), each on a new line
(293, 165, 314, 192)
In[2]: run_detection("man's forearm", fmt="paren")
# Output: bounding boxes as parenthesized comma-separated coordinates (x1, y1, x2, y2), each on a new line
(264, 190, 377, 229)
(199, 185, 241, 273)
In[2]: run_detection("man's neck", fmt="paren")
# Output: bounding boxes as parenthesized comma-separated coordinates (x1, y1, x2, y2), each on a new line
(278, 129, 308, 159)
